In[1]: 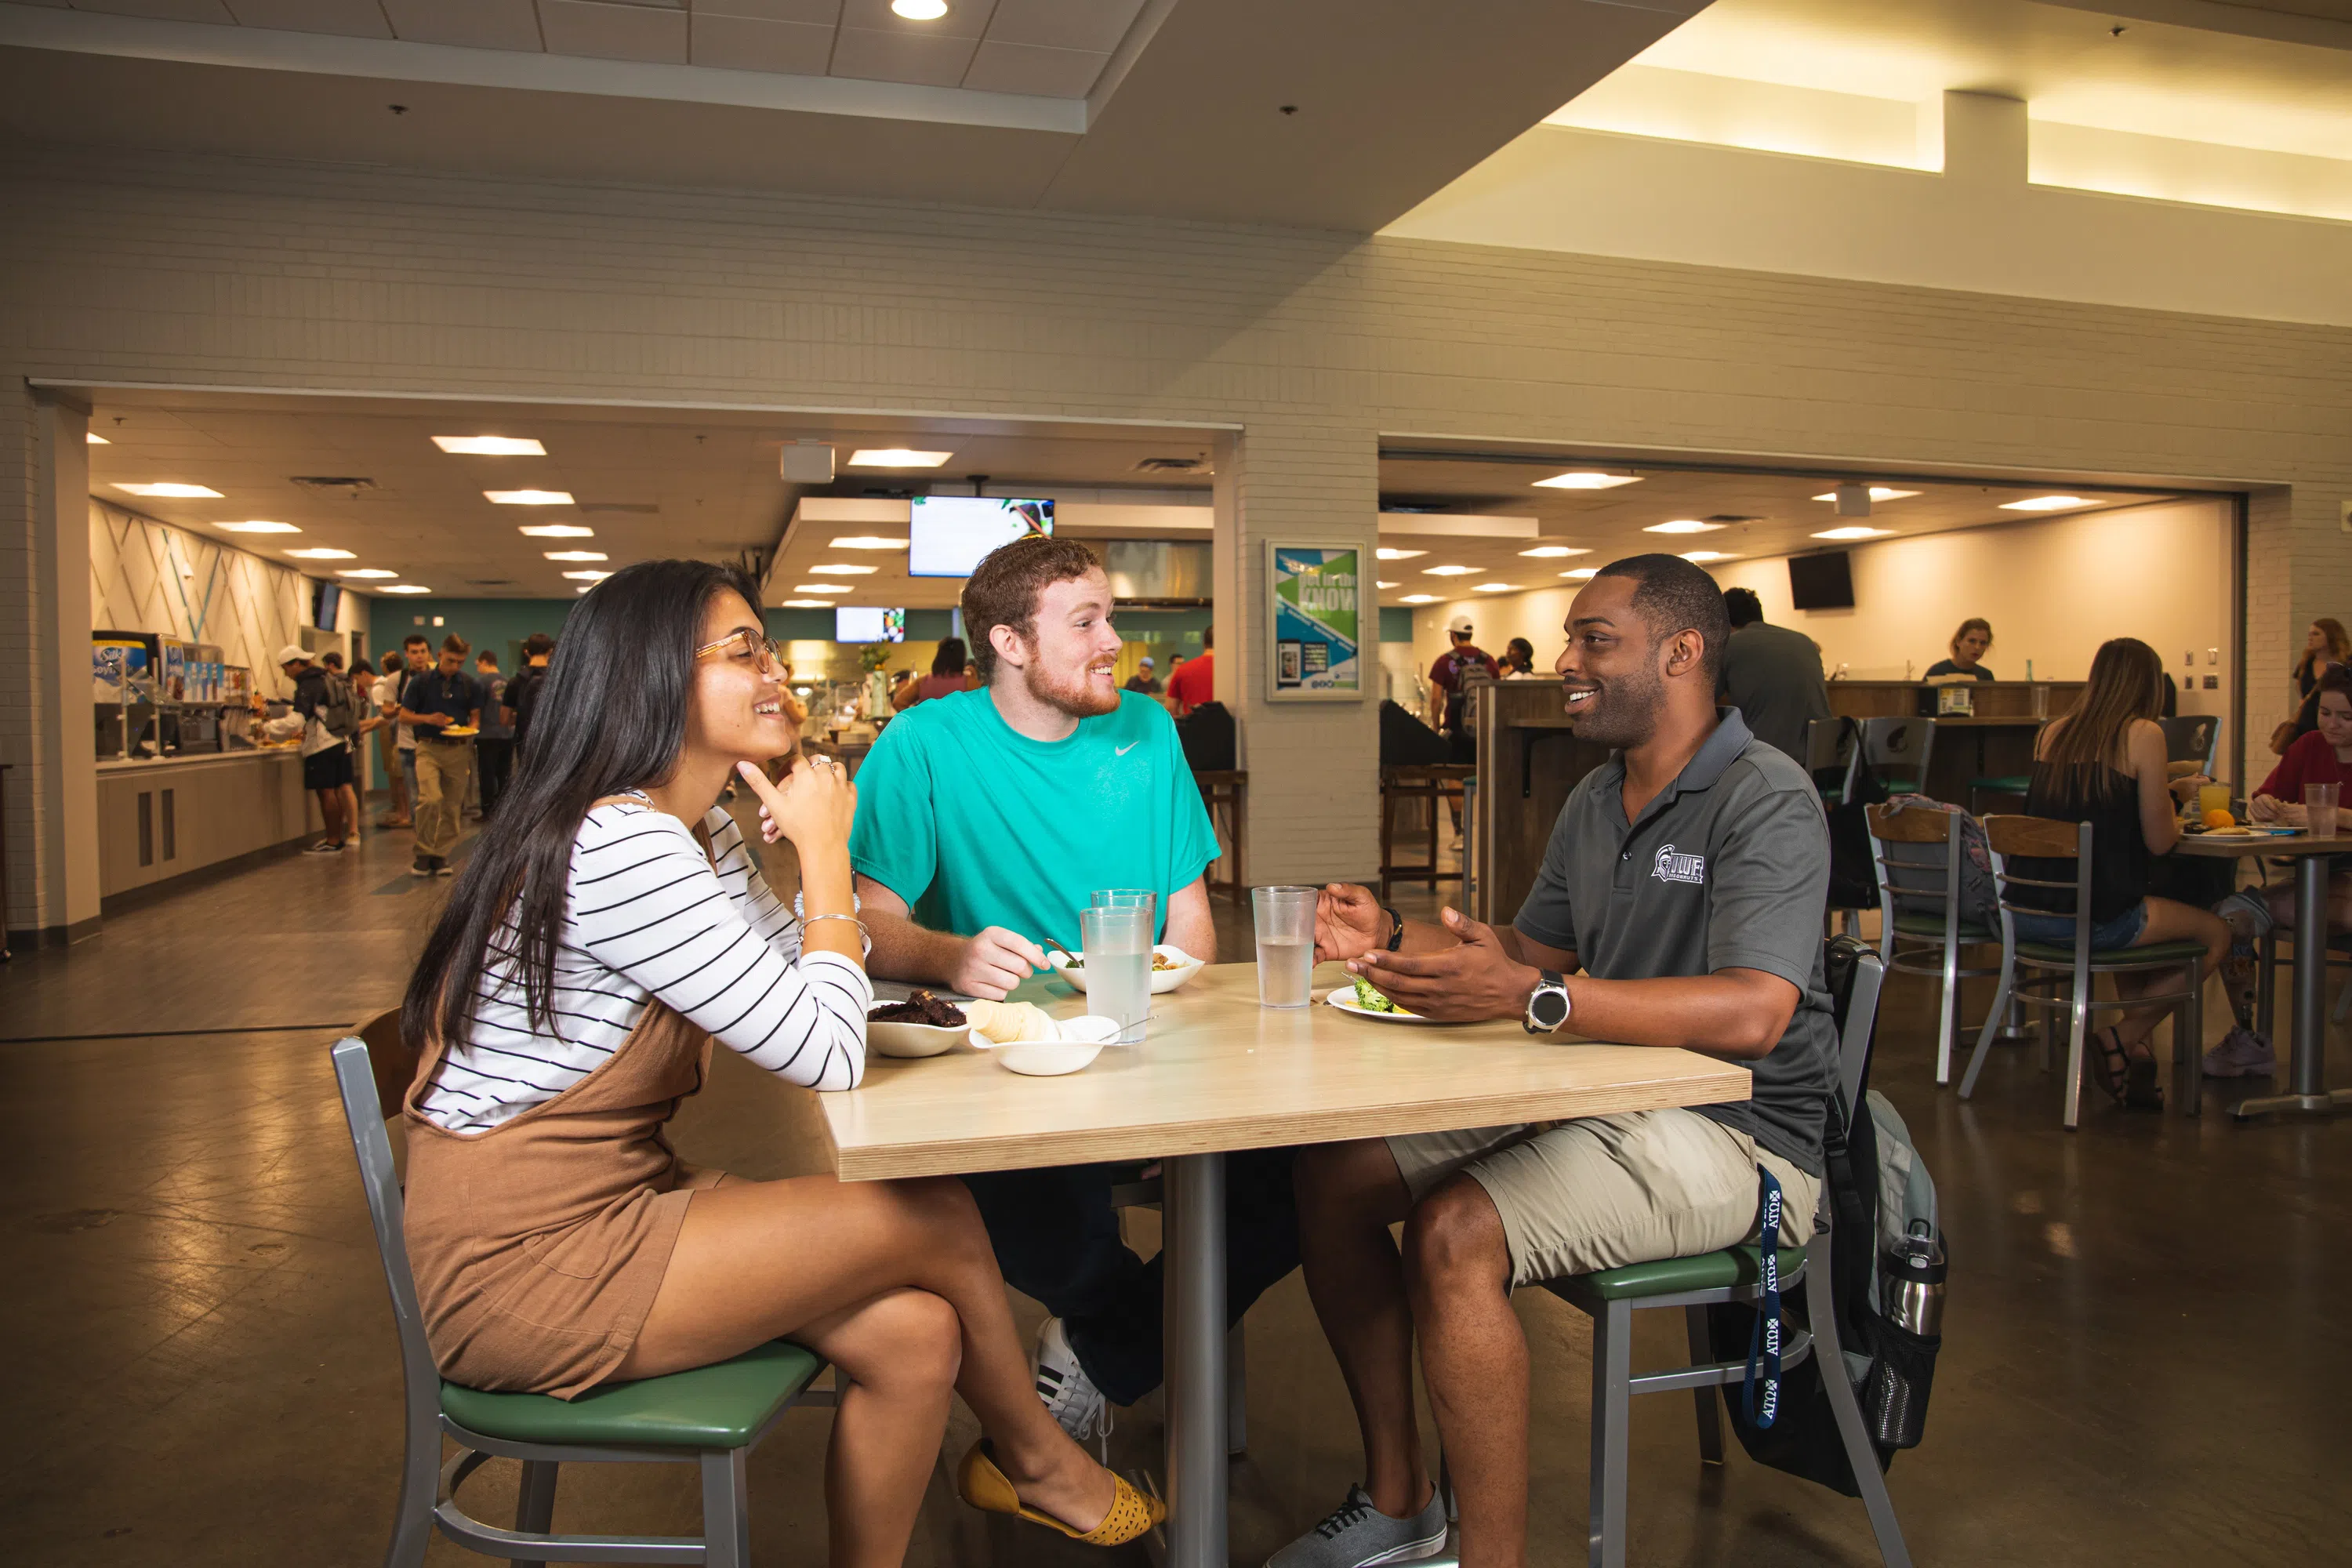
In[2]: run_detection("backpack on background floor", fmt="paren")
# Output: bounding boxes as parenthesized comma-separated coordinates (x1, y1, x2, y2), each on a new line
(1708, 1087, 1947, 1497)
(318, 670, 362, 739)
(1882, 794, 2002, 931)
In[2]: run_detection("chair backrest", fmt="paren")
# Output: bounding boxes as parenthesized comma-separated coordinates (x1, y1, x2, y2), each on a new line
(2158, 713, 2220, 774)
(1982, 814, 2097, 957)
(331, 1032, 448, 1474)
(1866, 800, 1961, 925)
(1804, 717, 1854, 775)
(1857, 715, 1934, 780)
(1824, 935, 1886, 1127)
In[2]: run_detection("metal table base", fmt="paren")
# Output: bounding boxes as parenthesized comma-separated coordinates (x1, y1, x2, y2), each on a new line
(1163, 1151, 1229, 1566)
(2232, 851, 2350, 1120)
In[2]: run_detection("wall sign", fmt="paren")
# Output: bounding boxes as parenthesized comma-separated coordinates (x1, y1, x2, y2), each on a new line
(1267, 543, 1363, 701)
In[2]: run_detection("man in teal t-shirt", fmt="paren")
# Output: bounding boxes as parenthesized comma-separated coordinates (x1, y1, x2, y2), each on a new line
(851, 536, 1299, 1443)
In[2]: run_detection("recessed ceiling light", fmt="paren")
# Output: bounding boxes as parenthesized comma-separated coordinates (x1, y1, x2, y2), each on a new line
(781, 599, 836, 608)
(846, 448, 952, 468)
(1812, 526, 1893, 540)
(1376, 580, 1401, 590)
(1532, 472, 1641, 490)
(1811, 487, 1918, 503)
(1999, 495, 2090, 511)
(1375, 548, 1426, 561)
(114, 482, 222, 499)
(830, 535, 911, 550)
(1400, 593, 1440, 604)
(1643, 520, 1722, 534)
(434, 435, 545, 456)
(1564, 568, 1601, 579)
(285, 547, 357, 559)
(1680, 550, 1730, 562)
(791, 583, 847, 594)
(517, 523, 594, 537)
(561, 569, 612, 581)
(1519, 545, 1590, 558)
(86, 432, 109, 445)
(1473, 583, 1517, 593)
(892, 0, 948, 16)
(380, 584, 432, 594)
(214, 520, 300, 534)
(543, 550, 608, 561)
(1424, 564, 1477, 576)
(809, 564, 879, 575)
(485, 488, 574, 505)
(338, 568, 398, 579)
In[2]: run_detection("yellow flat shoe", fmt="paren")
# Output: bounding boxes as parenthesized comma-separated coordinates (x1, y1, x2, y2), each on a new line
(956, 1439, 1163, 1546)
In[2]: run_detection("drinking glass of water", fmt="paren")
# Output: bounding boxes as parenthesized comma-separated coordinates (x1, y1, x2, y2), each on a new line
(2307, 782, 2340, 838)
(1091, 887, 1158, 930)
(1251, 885, 1317, 1009)
(1081, 902, 1153, 1044)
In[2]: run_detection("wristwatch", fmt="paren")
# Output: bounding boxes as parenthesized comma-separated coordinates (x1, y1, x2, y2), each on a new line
(1524, 970, 1571, 1034)
(1382, 904, 1406, 952)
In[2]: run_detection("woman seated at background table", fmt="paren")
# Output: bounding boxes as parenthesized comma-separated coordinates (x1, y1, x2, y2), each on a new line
(897, 635, 977, 710)
(2011, 636, 2227, 1110)
(397, 561, 1154, 1561)
(2245, 665, 2352, 934)
(1926, 616, 1997, 681)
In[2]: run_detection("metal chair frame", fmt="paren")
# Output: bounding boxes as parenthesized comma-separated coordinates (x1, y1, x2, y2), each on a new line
(1853, 717, 1936, 799)
(1956, 818, 2205, 1128)
(1870, 803, 2005, 1086)
(332, 1036, 833, 1567)
(1428, 942, 1910, 1568)
(1804, 718, 1857, 804)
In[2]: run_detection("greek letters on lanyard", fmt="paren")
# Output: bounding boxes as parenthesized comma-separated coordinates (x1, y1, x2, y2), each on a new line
(1743, 1166, 1784, 1430)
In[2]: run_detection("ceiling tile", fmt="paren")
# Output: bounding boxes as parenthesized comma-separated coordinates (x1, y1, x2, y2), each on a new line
(225, 0, 397, 37)
(71, 0, 235, 21)
(961, 38, 1104, 97)
(982, 0, 1139, 56)
(539, 0, 689, 62)
(837, 0, 995, 43)
(829, 24, 978, 87)
(689, 13, 833, 74)
(693, 0, 839, 22)
(381, 0, 543, 50)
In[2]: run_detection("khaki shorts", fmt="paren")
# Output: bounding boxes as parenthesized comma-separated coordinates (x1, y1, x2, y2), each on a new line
(1387, 1109, 1821, 1289)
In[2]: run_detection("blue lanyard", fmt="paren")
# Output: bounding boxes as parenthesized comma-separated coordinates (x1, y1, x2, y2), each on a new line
(1743, 1167, 1784, 1430)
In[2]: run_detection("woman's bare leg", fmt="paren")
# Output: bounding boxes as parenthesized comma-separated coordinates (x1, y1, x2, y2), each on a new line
(2109, 896, 2230, 1051)
(615, 1173, 1112, 1550)
(792, 1288, 960, 1568)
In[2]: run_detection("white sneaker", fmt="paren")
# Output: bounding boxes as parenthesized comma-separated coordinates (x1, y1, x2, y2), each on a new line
(1033, 1317, 1112, 1455)
(2201, 1027, 2276, 1079)
(2213, 891, 2274, 941)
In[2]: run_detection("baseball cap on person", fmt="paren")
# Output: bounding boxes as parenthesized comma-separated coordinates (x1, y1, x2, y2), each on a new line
(1139, 656, 1155, 669)
(1446, 615, 1474, 637)
(275, 644, 310, 667)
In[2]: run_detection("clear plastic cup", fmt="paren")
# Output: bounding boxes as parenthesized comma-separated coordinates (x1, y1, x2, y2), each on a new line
(2198, 782, 2231, 820)
(1091, 887, 1157, 930)
(1251, 885, 1317, 1009)
(2307, 782, 2339, 838)
(1081, 903, 1152, 1044)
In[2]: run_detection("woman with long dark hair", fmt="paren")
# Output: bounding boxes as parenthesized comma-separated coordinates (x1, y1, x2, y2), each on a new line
(2281, 617, 2351, 750)
(397, 561, 1155, 1560)
(2009, 637, 2228, 1109)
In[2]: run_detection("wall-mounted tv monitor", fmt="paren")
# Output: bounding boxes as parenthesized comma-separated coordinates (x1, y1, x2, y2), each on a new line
(1788, 550, 1855, 611)
(908, 495, 1054, 578)
(312, 579, 340, 631)
(836, 606, 906, 644)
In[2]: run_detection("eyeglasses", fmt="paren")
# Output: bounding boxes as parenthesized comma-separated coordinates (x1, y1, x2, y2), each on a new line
(695, 629, 786, 673)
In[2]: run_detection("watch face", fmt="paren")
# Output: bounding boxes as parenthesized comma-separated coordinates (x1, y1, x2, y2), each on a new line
(1531, 989, 1570, 1028)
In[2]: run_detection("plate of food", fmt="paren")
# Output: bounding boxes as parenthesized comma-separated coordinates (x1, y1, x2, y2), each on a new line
(441, 725, 480, 739)
(963, 1000, 1118, 1076)
(1326, 975, 1454, 1024)
(1045, 944, 1207, 994)
(866, 990, 970, 1058)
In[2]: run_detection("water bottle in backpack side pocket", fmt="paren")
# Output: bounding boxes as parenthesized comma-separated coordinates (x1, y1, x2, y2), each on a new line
(1866, 1220, 1944, 1448)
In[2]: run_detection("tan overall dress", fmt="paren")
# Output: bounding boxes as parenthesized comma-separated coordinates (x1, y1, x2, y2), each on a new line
(401, 816, 720, 1399)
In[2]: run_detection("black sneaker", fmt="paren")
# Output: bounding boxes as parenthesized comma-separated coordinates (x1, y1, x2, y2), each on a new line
(410, 857, 433, 877)
(434, 857, 455, 877)
(303, 840, 343, 855)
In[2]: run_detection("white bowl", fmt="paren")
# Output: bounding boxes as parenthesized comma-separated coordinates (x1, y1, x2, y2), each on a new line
(866, 1018, 966, 1059)
(1045, 945, 1207, 996)
(973, 1014, 1120, 1076)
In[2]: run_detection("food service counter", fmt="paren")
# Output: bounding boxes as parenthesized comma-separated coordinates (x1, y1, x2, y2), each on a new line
(1828, 681, 2083, 804)
(96, 749, 318, 898)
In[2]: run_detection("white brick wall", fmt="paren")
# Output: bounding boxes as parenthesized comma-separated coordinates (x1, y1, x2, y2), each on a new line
(2, 147, 2347, 926)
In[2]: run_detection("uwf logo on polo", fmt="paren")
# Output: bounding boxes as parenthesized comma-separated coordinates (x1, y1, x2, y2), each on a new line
(1652, 844, 1707, 885)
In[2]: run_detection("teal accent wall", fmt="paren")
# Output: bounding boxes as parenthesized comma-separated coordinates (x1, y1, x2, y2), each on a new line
(1380, 607, 1414, 644)
(363, 597, 578, 789)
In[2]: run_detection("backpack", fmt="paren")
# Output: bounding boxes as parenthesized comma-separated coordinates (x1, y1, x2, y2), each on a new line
(510, 667, 545, 740)
(1882, 794, 2000, 931)
(1708, 1082, 1946, 1495)
(1176, 700, 1237, 772)
(318, 670, 361, 739)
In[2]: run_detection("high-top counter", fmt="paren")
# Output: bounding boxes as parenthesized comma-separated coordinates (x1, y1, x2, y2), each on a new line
(95, 748, 317, 898)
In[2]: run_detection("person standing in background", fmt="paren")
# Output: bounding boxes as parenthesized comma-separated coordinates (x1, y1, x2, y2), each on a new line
(378, 648, 416, 827)
(474, 648, 515, 820)
(1500, 637, 1539, 677)
(506, 632, 554, 757)
(322, 652, 368, 845)
(1926, 618, 1997, 681)
(2282, 618, 2350, 749)
(1429, 616, 1501, 749)
(1123, 655, 1163, 695)
(899, 637, 975, 710)
(1167, 626, 1215, 715)
(398, 634, 482, 877)
(279, 646, 354, 854)
(386, 637, 432, 829)
(1719, 586, 1832, 762)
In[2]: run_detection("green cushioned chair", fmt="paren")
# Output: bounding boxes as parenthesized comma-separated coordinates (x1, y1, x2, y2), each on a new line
(1871, 803, 2007, 1086)
(1959, 818, 2209, 1129)
(1967, 774, 2032, 814)
(332, 1034, 834, 1568)
(1534, 938, 1911, 1568)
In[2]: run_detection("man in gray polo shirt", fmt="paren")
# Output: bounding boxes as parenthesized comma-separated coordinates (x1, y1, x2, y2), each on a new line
(1265, 555, 1835, 1568)
(1719, 584, 1831, 762)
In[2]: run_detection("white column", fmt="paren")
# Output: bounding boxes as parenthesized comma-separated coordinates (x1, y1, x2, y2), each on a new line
(1943, 91, 2027, 187)
(33, 391, 100, 941)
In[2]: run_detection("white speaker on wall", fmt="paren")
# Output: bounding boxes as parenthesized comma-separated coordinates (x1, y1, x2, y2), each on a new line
(782, 441, 836, 484)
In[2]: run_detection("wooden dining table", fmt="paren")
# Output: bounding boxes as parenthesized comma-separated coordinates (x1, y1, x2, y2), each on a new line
(811, 960, 1753, 1566)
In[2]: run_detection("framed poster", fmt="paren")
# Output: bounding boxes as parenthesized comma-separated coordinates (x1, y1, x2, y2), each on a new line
(1266, 543, 1364, 701)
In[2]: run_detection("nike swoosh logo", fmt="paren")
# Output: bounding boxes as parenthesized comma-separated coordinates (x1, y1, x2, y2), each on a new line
(1115, 742, 1140, 757)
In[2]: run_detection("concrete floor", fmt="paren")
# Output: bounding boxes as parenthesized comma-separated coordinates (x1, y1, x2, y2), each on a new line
(2, 807, 2346, 1566)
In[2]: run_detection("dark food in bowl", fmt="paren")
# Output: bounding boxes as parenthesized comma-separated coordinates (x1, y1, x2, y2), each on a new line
(869, 990, 967, 1028)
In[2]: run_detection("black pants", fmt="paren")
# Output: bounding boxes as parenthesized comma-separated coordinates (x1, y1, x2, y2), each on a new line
(475, 738, 514, 818)
(962, 1148, 1300, 1407)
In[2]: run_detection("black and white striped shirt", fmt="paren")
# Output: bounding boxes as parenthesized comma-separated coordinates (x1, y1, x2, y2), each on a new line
(416, 800, 868, 1133)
